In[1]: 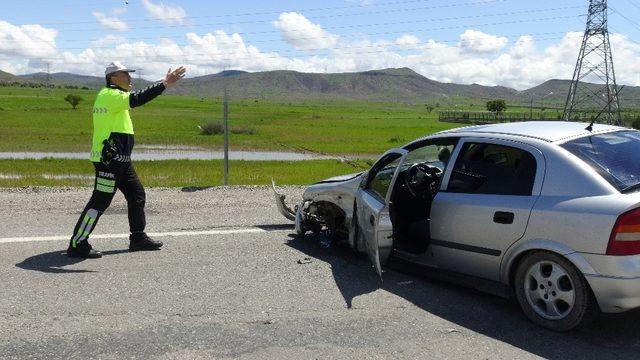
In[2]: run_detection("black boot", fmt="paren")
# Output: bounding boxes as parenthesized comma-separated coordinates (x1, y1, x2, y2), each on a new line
(129, 232, 163, 251)
(67, 240, 102, 259)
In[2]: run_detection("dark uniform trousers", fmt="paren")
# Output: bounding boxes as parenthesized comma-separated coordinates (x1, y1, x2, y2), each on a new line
(70, 161, 145, 246)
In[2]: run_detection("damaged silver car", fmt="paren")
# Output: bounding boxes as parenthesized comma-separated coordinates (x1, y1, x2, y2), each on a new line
(273, 121, 640, 331)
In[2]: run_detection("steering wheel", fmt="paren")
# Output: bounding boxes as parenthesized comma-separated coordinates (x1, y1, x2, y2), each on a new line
(403, 163, 442, 200)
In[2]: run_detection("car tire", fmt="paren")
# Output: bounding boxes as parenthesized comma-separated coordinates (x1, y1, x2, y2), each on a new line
(514, 251, 598, 332)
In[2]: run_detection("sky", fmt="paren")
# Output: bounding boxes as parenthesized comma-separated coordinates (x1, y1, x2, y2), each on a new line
(3, 0, 640, 90)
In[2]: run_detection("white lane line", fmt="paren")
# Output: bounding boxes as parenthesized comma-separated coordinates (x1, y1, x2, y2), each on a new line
(0, 228, 269, 244)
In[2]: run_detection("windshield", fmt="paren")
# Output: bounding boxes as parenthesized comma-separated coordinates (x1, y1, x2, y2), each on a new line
(561, 130, 640, 192)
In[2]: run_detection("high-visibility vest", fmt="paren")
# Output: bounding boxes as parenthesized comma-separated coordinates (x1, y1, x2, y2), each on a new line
(90, 87, 133, 162)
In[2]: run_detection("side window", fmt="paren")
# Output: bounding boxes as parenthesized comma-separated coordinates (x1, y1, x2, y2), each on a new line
(447, 142, 537, 195)
(404, 143, 456, 171)
(367, 155, 402, 202)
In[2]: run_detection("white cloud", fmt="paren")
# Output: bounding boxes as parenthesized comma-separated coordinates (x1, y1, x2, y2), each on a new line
(0, 21, 57, 59)
(460, 29, 508, 53)
(4, 16, 640, 93)
(395, 34, 420, 49)
(346, 0, 374, 4)
(141, 0, 187, 25)
(273, 12, 338, 51)
(92, 12, 128, 31)
(91, 35, 126, 47)
(112, 7, 128, 16)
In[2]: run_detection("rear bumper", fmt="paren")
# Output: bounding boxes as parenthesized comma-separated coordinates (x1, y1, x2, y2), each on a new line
(584, 274, 640, 313)
(580, 253, 640, 313)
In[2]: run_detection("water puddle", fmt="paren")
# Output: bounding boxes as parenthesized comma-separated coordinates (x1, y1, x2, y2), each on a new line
(41, 174, 94, 180)
(0, 174, 23, 180)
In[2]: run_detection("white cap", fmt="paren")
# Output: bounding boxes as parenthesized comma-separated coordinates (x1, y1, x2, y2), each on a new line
(104, 61, 136, 76)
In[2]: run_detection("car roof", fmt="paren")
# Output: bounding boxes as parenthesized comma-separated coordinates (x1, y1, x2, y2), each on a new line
(436, 121, 626, 143)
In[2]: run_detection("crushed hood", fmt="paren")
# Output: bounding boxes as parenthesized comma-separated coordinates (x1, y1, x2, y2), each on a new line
(314, 172, 364, 184)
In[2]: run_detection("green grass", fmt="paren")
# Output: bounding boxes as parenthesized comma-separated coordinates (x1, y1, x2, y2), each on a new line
(1, 86, 601, 188)
(0, 158, 372, 187)
(0, 86, 462, 155)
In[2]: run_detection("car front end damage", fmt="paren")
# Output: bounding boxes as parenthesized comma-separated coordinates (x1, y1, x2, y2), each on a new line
(272, 172, 365, 248)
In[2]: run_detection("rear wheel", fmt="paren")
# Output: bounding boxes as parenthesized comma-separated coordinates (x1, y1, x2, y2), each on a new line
(514, 251, 598, 331)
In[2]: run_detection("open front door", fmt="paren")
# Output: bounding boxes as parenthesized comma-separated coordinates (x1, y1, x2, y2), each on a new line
(355, 149, 408, 277)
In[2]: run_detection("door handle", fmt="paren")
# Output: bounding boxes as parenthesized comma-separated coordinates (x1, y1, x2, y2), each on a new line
(493, 211, 514, 224)
(369, 214, 375, 226)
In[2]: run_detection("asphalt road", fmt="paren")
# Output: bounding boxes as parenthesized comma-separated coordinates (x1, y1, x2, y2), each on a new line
(1, 187, 639, 359)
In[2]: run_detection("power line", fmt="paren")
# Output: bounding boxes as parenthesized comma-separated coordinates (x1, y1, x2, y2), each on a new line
(31, 32, 583, 66)
(28, 30, 576, 52)
(9, 5, 583, 50)
(626, 0, 640, 12)
(4, 8, 583, 46)
(610, 5, 640, 33)
(13, 0, 509, 27)
(23, 31, 580, 59)
(18, 1, 570, 34)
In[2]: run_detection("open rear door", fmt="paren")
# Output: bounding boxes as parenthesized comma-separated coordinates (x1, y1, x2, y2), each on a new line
(355, 149, 408, 277)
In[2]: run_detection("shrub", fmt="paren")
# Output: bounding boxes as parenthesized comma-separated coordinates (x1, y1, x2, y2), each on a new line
(198, 122, 224, 135)
(64, 94, 83, 109)
(631, 119, 640, 130)
(198, 121, 255, 135)
(486, 99, 506, 113)
(231, 127, 256, 135)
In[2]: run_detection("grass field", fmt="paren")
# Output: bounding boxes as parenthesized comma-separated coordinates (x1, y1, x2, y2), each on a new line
(0, 86, 464, 155)
(0, 158, 372, 187)
(0, 86, 571, 187)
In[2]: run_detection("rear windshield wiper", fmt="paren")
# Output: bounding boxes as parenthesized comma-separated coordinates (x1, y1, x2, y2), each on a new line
(621, 183, 640, 193)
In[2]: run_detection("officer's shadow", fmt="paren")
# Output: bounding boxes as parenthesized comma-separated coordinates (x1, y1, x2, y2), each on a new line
(15, 249, 129, 274)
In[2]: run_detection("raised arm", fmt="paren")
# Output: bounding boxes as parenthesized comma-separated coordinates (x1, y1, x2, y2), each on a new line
(129, 66, 186, 108)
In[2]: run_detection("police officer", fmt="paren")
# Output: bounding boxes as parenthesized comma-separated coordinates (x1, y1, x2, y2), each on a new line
(67, 61, 186, 258)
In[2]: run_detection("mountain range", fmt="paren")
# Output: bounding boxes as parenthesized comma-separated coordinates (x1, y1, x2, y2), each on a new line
(3, 67, 639, 108)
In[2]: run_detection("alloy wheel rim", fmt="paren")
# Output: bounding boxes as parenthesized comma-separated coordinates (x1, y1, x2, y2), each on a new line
(523, 260, 575, 320)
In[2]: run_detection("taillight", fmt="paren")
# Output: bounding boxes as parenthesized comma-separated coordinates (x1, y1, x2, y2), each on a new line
(607, 208, 640, 255)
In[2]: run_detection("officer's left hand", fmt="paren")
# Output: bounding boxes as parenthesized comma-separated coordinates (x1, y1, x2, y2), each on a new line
(163, 66, 186, 87)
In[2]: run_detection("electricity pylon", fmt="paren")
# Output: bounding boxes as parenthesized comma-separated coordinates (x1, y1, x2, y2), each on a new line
(563, 0, 622, 125)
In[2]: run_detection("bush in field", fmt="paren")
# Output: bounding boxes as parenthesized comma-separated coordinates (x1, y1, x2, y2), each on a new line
(486, 99, 506, 113)
(199, 122, 224, 135)
(64, 94, 83, 109)
(632, 119, 640, 130)
(198, 121, 256, 135)
(231, 127, 256, 135)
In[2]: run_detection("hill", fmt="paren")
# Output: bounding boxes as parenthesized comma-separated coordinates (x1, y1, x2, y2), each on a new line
(2, 67, 640, 107)
(520, 79, 640, 109)
(170, 67, 522, 102)
(16, 72, 152, 89)
(0, 70, 18, 82)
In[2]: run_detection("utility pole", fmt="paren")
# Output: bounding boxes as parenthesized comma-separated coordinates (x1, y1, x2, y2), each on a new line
(530, 92, 553, 120)
(223, 86, 229, 185)
(563, 0, 622, 125)
(45, 62, 51, 90)
(529, 96, 533, 120)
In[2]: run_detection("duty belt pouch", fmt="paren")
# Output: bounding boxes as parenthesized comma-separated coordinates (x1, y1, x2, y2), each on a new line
(101, 139, 119, 166)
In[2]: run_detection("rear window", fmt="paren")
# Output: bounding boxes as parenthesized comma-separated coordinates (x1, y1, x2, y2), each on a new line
(561, 130, 640, 192)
